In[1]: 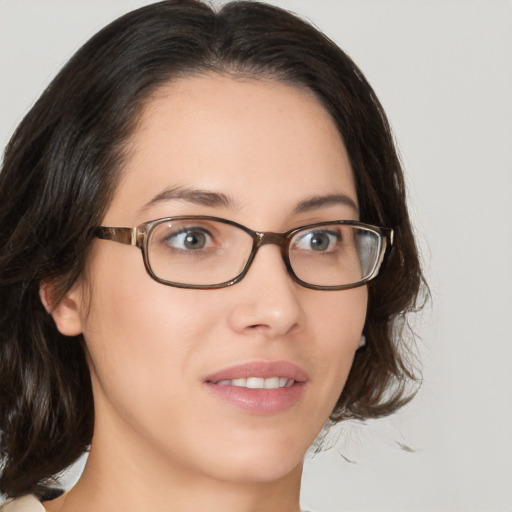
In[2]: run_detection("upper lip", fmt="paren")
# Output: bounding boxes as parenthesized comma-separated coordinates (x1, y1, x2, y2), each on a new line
(203, 360, 309, 384)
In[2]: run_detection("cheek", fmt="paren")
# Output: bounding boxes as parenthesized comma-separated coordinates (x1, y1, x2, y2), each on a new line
(83, 241, 215, 343)
(307, 285, 367, 349)
(79, 246, 217, 414)
(303, 287, 367, 408)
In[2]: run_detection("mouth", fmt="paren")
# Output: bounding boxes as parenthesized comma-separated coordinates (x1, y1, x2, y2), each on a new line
(203, 361, 308, 414)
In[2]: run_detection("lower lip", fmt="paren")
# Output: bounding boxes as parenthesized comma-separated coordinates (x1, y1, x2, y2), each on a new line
(204, 381, 306, 414)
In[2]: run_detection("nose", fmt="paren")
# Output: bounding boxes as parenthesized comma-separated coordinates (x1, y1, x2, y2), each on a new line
(226, 244, 305, 338)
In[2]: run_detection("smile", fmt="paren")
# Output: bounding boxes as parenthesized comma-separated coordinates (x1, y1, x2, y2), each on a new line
(204, 361, 308, 414)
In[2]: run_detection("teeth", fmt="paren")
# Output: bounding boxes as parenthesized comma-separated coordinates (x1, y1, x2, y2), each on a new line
(215, 377, 294, 389)
(246, 377, 264, 389)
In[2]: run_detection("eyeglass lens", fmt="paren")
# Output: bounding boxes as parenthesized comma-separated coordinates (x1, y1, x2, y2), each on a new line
(146, 218, 382, 287)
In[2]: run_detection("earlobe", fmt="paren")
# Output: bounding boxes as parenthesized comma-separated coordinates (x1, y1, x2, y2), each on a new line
(40, 279, 84, 336)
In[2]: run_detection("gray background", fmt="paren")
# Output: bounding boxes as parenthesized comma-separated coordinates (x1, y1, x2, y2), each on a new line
(1, 1, 511, 511)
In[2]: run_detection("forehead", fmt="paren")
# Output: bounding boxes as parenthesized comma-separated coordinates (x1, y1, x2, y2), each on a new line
(106, 74, 356, 225)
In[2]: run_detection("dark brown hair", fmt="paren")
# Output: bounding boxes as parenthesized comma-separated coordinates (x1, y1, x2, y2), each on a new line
(0, 0, 425, 499)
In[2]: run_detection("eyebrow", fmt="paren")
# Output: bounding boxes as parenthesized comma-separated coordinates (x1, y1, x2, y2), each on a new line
(293, 194, 359, 214)
(140, 186, 358, 216)
(140, 186, 237, 213)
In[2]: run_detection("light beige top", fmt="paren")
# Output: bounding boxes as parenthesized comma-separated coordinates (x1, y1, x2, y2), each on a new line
(0, 496, 45, 512)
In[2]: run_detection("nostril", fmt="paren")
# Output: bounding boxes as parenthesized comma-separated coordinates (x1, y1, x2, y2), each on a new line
(247, 324, 267, 333)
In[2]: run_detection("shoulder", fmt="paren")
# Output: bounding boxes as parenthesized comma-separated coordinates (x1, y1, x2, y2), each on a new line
(0, 496, 45, 512)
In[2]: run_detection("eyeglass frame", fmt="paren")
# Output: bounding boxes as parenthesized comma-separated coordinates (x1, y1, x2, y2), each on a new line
(92, 215, 394, 290)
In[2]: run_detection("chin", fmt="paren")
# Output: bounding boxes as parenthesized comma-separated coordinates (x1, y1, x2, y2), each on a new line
(200, 427, 312, 484)
(215, 454, 304, 485)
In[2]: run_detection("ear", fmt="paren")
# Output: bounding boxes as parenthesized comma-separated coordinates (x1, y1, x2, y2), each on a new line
(40, 279, 84, 336)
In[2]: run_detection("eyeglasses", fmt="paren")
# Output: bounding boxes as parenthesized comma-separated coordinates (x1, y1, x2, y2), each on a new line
(93, 216, 393, 290)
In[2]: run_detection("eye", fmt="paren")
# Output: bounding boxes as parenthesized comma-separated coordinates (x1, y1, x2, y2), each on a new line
(293, 229, 340, 252)
(164, 227, 213, 251)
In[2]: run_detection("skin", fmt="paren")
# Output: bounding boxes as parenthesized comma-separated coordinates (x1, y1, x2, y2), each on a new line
(43, 75, 367, 512)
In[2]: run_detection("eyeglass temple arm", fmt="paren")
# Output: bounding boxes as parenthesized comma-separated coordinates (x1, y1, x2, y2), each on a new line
(93, 226, 140, 247)
(385, 228, 394, 248)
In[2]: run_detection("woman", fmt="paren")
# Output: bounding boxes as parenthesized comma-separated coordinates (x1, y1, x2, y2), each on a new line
(0, 1, 424, 511)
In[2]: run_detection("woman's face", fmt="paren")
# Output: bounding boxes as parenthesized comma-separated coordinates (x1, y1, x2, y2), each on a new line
(61, 75, 367, 485)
